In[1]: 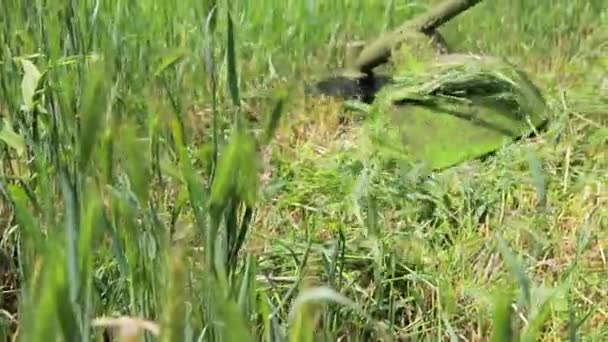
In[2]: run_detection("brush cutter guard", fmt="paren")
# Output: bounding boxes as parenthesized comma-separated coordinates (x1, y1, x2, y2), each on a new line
(359, 54, 549, 170)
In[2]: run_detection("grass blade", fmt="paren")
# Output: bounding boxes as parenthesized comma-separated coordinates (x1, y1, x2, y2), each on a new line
(19, 58, 44, 112)
(525, 149, 547, 210)
(262, 91, 286, 145)
(78, 61, 107, 173)
(496, 234, 531, 307)
(0, 118, 26, 156)
(160, 249, 187, 342)
(59, 169, 80, 304)
(154, 48, 188, 77)
(226, 10, 240, 108)
(491, 291, 515, 342)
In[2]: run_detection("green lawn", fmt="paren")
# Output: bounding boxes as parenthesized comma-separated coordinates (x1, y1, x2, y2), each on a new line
(1, 0, 607, 341)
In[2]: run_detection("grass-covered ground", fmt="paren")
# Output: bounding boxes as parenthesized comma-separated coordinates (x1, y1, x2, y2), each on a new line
(1, 0, 607, 341)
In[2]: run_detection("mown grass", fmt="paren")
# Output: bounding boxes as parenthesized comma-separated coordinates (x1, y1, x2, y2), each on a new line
(0, 0, 607, 341)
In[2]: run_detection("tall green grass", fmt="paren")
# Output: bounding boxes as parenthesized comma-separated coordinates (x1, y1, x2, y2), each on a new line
(1, 0, 606, 341)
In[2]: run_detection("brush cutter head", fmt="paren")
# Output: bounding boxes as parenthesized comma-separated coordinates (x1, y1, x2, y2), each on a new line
(357, 54, 549, 170)
(305, 0, 549, 171)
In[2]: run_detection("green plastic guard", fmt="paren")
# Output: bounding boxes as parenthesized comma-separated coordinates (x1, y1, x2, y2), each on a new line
(359, 53, 549, 170)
